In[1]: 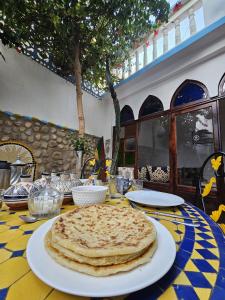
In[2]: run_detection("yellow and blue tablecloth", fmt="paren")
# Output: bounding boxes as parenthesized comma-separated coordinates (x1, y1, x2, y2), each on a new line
(0, 198, 224, 300)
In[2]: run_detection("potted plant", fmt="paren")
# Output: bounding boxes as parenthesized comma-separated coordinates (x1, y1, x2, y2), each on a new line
(68, 133, 92, 177)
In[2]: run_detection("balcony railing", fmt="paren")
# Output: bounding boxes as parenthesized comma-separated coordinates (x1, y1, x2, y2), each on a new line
(115, 0, 205, 80)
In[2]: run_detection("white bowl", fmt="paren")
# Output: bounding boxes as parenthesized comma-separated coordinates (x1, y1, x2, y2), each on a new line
(79, 179, 90, 185)
(71, 185, 108, 207)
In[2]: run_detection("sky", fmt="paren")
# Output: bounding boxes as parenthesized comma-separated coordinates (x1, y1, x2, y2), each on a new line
(168, 0, 179, 7)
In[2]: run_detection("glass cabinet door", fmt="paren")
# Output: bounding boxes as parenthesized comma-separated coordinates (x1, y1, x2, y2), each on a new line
(176, 106, 215, 186)
(138, 115, 170, 174)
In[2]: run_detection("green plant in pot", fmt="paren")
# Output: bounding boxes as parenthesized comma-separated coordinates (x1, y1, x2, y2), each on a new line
(69, 134, 92, 178)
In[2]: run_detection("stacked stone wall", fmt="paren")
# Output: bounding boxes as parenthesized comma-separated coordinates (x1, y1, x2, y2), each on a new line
(0, 111, 98, 178)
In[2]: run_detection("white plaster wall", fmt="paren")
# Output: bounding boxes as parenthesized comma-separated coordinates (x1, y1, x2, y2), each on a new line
(102, 22, 225, 140)
(117, 51, 225, 120)
(116, 40, 225, 115)
(202, 0, 225, 26)
(0, 43, 107, 137)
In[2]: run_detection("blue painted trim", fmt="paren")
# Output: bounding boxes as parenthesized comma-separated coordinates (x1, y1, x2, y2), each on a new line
(3, 111, 14, 116)
(115, 16, 225, 89)
(1, 111, 75, 132)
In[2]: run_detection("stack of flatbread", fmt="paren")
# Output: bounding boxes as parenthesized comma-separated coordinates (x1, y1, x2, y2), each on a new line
(45, 205, 157, 276)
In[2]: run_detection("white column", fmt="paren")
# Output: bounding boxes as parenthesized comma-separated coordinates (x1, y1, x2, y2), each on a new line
(188, 8, 197, 35)
(175, 18, 181, 45)
(153, 37, 157, 60)
(143, 44, 147, 66)
(128, 58, 131, 76)
(122, 64, 125, 79)
(135, 51, 139, 72)
(202, 0, 225, 26)
(163, 28, 168, 53)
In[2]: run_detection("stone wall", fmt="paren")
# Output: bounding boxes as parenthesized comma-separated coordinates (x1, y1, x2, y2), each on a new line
(0, 111, 99, 178)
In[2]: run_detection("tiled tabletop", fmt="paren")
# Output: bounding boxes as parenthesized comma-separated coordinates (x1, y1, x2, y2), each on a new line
(0, 197, 224, 300)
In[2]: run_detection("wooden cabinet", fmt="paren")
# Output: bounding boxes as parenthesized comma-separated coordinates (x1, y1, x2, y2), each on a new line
(113, 97, 225, 205)
(115, 123, 138, 168)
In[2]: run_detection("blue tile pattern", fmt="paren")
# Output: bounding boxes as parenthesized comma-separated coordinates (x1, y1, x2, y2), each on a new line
(0, 202, 224, 300)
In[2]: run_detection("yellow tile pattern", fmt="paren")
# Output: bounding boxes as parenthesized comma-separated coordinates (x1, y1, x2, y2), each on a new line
(0, 199, 222, 300)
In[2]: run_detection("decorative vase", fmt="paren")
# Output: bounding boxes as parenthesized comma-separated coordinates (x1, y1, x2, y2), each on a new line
(75, 150, 83, 178)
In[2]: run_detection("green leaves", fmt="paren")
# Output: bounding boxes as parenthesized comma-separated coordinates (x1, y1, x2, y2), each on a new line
(1, 0, 169, 89)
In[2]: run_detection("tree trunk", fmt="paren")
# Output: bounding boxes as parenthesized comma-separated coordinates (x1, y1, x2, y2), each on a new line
(106, 58, 121, 175)
(74, 42, 85, 136)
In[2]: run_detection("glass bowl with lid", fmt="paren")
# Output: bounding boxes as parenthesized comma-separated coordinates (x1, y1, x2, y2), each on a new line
(28, 176, 63, 219)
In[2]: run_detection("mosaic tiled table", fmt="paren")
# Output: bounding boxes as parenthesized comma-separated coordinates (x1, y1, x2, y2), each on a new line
(0, 198, 225, 300)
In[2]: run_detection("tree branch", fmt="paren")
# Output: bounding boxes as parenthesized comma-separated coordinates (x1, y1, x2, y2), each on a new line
(106, 57, 121, 175)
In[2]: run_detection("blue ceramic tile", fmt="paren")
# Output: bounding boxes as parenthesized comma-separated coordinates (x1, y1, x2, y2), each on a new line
(198, 222, 208, 227)
(192, 259, 216, 273)
(210, 286, 225, 300)
(197, 226, 210, 233)
(12, 250, 24, 257)
(196, 249, 218, 260)
(190, 213, 200, 217)
(197, 240, 216, 248)
(0, 288, 8, 300)
(185, 271, 211, 288)
(198, 233, 215, 240)
(10, 226, 19, 230)
(23, 230, 33, 235)
(0, 222, 5, 225)
(173, 284, 199, 300)
(174, 249, 190, 269)
(215, 268, 225, 289)
(157, 265, 181, 290)
(185, 229, 195, 240)
(180, 238, 194, 253)
(175, 229, 183, 235)
(0, 243, 6, 249)
(219, 252, 225, 269)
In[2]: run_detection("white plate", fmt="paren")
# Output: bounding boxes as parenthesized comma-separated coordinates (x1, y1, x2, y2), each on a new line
(125, 190, 184, 207)
(26, 216, 176, 297)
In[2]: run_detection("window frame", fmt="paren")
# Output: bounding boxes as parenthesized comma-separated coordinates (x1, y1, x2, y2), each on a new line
(219, 73, 225, 96)
(120, 105, 135, 125)
(170, 79, 209, 109)
(138, 95, 164, 119)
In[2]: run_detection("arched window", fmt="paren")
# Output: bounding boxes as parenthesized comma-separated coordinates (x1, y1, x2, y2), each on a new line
(171, 80, 208, 108)
(138, 95, 163, 118)
(120, 105, 134, 124)
(219, 73, 225, 96)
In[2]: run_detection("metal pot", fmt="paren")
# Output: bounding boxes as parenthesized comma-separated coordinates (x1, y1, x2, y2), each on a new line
(10, 156, 34, 185)
(0, 161, 11, 189)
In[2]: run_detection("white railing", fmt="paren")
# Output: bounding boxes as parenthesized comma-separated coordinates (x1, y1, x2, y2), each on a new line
(116, 0, 204, 80)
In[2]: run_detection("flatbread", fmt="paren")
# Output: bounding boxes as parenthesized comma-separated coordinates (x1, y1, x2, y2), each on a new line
(47, 231, 149, 266)
(51, 205, 156, 257)
(45, 232, 157, 276)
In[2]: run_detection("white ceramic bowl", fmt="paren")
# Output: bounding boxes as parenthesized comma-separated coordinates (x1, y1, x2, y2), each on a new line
(71, 185, 108, 207)
(79, 179, 90, 185)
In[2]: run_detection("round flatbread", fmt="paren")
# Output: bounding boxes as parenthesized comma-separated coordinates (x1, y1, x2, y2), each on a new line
(47, 231, 149, 266)
(51, 205, 156, 257)
(45, 232, 157, 276)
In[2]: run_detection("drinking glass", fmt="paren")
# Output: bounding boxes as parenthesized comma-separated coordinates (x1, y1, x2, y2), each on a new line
(131, 179, 143, 190)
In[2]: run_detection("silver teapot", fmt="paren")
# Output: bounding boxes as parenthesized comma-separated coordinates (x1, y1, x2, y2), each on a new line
(10, 156, 35, 185)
